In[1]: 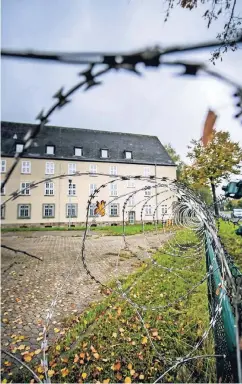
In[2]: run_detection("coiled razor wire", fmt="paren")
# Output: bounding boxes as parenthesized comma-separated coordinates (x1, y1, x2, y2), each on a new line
(1, 174, 241, 383)
(1, 37, 242, 383)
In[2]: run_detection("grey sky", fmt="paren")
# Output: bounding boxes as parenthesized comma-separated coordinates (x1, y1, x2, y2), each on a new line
(1, 0, 242, 161)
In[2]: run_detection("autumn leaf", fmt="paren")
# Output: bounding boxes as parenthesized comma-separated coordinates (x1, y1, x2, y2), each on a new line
(56, 345, 61, 351)
(103, 379, 110, 384)
(37, 336, 43, 341)
(117, 307, 122, 316)
(74, 354, 79, 363)
(48, 370, 55, 377)
(152, 331, 158, 337)
(16, 298, 21, 303)
(82, 372, 87, 379)
(130, 369, 135, 376)
(141, 336, 148, 345)
(18, 345, 26, 351)
(90, 345, 97, 353)
(61, 357, 68, 363)
(139, 374, 145, 380)
(34, 349, 42, 355)
(54, 328, 60, 333)
(37, 366, 45, 374)
(61, 368, 69, 377)
(80, 352, 85, 359)
(116, 372, 123, 380)
(112, 361, 121, 371)
(124, 377, 132, 383)
(23, 353, 32, 362)
(128, 363, 132, 370)
(4, 361, 12, 367)
(112, 332, 117, 338)
(93, 353, 100, 359)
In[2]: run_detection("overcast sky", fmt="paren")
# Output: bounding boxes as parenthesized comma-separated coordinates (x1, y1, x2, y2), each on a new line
(2, 0, 242, 161)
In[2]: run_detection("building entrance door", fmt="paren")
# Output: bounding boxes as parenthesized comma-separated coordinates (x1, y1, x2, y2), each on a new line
(128, 211, 135, 224)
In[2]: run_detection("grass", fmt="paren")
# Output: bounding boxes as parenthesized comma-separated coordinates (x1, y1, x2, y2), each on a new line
(218, 220, 242, 270)
(25, 228, 215, 383)
(1, 223, 166, 236)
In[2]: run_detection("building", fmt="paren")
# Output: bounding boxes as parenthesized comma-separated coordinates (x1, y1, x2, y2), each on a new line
(1, 121, 176, 227)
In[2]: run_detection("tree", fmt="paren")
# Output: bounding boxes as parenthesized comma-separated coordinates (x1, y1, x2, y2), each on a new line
(163, 0, 242, 62)
(164, 143, 213, 205)
(183, 130, 242, 216)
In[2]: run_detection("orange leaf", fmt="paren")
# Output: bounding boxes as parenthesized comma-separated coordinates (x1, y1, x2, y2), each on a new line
(74, 354, 79, 363)
(48, 370, 55, 378)
(114, 361, 121, 371)
(93, 353, 100, 360)
(90, 345, 97, 353)
(4, 361, 12, 367)
(61, 357, 68, 363)
(80, 352, 85, 359)
(23, 353, 32, 362)
(61, 368, 69, 377)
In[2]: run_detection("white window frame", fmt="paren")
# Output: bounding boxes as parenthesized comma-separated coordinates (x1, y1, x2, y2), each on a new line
(68, 163, 77, 175)
(1, 186, 6, 195)
(161, 205, 168, 214)
(1, 160, 6, 173)
(45, 162, 55, 175)
(46, 145, 55, 155)
(127, 180, 135, 188)
(125, 151, 132, 159)
(20, 182, 31, 195)
(90, 164, 97, 175)
(21, 161, 31, 174)
(109, 203, 119, 217)
(16, 144, 24, 153)
(110, 165, 118, 176)
(89, 204, 98, 217)
(68, 182, 76, 196)
(66, 203, 78, 218)
(44, 182, 54, 196)
(145, 188, 151, 196)
(18, 204, 31, 219)
(145, 205, 152, 216)
(89, 183, 97, 195)
(101, 149, 109, 158)
(43, 204, 55, 218)
(144, 167, 150, 177)
(110, 183, 118, 196)
(74, 147, 82, 156)
(128, 195, 135, 207)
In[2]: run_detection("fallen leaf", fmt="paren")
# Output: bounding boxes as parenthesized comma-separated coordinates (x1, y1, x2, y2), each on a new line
(23, 353, 32, 362)
(18, 345, 26, 351)
(152, 331, 158, 337)
(124, 377, 132, 383)
(139, 374, 145, 380)
(61, 368, 69, 377)
(74, 354, 79, 363)
(114, 361, 121, 371)
(80, 352, 85, 359)
(61, 357, 68, 363)
(112, 332, 117, 338)
(16, 298, 21, 303)
(116, 372, 123, 380)
(48, 370, 55, 377)
(103, 379, 110, 384)
(56, 345, 61, 351)
(141, 336, 148, 345)
(117, 307, 122, 316)
(36, 336, 43, 341)
(4, 361, 12, 367)
(119, 328, 125, 333)
(34, 349, 42, 355)
(93, 353, 100, 360)
(54, 328, 60, 333)
(37, 366, 45, 374)
(130, 369, 135, 376)
(82, 372, 87, 379)
(128, 363, 132, 370)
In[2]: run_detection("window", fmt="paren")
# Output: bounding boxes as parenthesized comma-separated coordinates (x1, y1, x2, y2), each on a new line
(145, 205, 152, 215)
(110, 166, 118, 176)
(90, 184, 97, 195)
(45, 162, 55, 175)
(1, 204, 5, 219)
(161, 205, 168, 214)
(18, 204, 31, 219)
(110, 183, 118, 196)
(68, 163, 77, 174)
(127, 180, 135, 188)
(109, 203, 119, 217)
(21, 161, 31, 174)
(74, 147, 82, 156)
(43, 204, 55, 218)
(144, 167, 150, 177)
(1, 186, 5, 195)
(45, 182, 54, 195)
(90, 164, 97, 175)
(68, 182, 76, 196)
(1, 160, 6, 173)
(101, 149, 109, 158)
(66, 203, 78, 218)
(20, 182, 30, 195)
(145, 188, 151, 196)
(16, 144, 24, 153)
(46, 145, 55, 155)
(89, 204, 98, 217)
(128, 195, 135, 206)
(125, 151, 132, 159)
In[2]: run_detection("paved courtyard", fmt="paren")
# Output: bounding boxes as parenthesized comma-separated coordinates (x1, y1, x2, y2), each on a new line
(1, 230, 170, 366)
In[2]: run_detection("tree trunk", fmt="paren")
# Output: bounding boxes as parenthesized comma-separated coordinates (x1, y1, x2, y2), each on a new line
(210, 179, 219, 217)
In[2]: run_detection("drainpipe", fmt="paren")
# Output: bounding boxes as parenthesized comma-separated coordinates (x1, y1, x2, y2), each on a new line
(155, 162, 158, 224)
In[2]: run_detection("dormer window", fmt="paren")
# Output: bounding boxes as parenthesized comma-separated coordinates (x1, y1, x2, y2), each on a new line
(74, 147, 82, 156)
(101, 149, 109, 158)
(125, 151, 132, 159)
(16, 143, 24, 153)
(46, 145, 55, 155)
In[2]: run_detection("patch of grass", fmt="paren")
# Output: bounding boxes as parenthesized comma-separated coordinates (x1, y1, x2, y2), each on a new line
(40, 229, 215, 383)
(218, 220, 242, 270)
